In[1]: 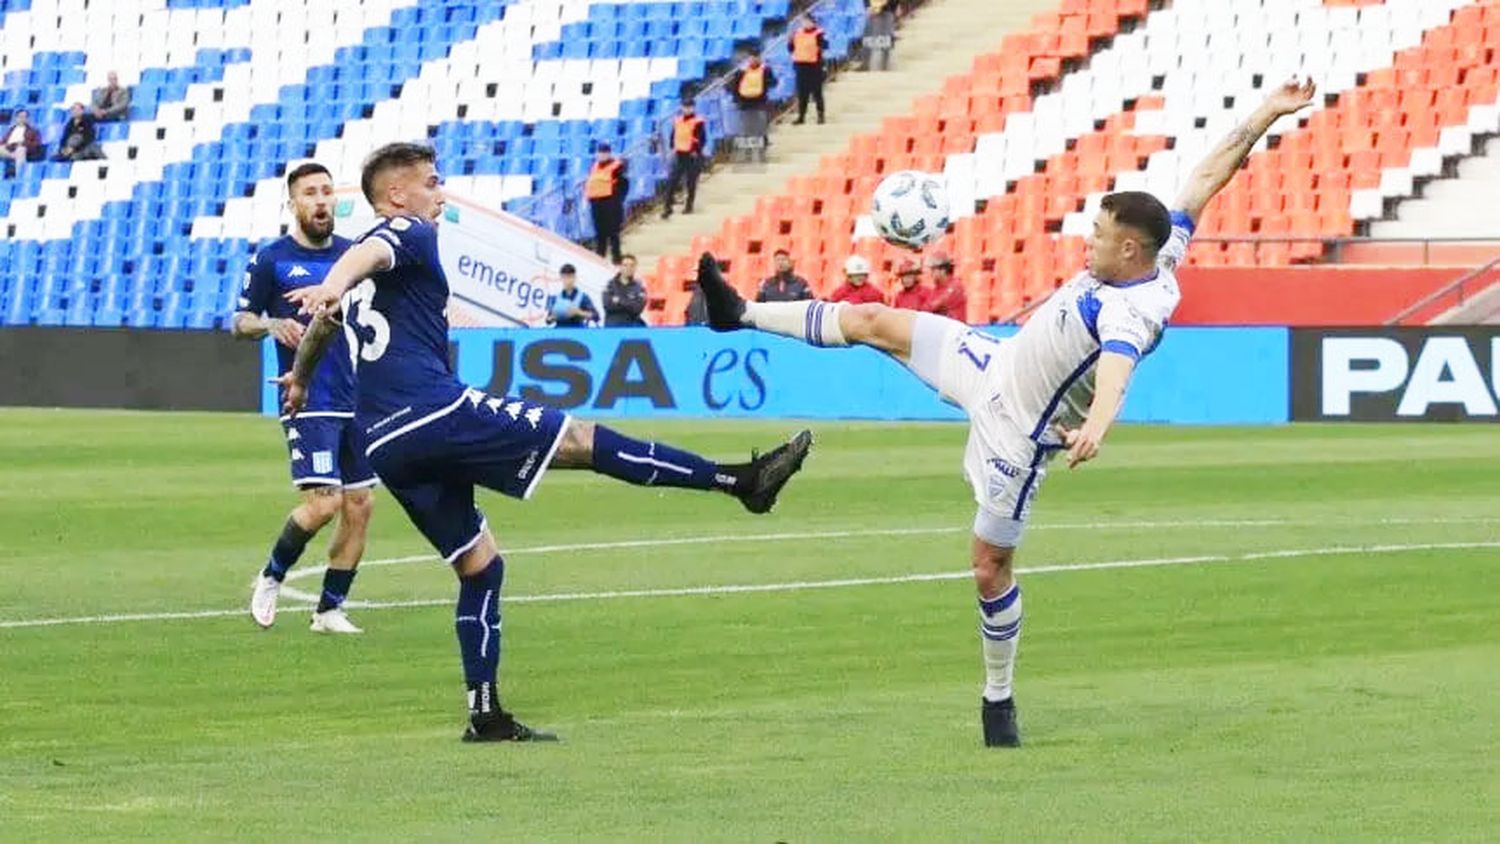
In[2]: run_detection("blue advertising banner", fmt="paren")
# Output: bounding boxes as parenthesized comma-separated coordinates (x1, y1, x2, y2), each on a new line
(263, 326, 1290, 424)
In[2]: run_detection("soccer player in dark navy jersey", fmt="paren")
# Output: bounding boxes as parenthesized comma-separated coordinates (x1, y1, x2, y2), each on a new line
(233, 162, 375, 636)
(277, 143, 813, 742)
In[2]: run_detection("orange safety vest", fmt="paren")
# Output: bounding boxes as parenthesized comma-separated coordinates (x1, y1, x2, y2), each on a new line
(738, 65, 766, 99)
(585, 158, 621, 200)
(673, 115, 704, 153)
(792, 27, 823, 64)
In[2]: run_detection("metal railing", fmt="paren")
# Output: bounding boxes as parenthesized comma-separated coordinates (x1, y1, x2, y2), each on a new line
(506, 0, 856, 243)
(1385, 256, 1500, 325)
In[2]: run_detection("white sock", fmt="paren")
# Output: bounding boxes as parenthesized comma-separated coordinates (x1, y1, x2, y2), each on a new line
(978, 583, 1022, 702)
(742, 300, 848, 347)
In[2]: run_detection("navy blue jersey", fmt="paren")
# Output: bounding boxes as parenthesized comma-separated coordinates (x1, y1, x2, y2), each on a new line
(343, 215, 465, 422)
(238, 235, 357, 414)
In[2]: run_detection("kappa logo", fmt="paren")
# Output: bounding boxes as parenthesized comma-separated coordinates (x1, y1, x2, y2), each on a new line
(287, 265, 312, 279)
(389, 217, 412, 232)
(523, 407, 544, 429)
(290, 448, 305, 461)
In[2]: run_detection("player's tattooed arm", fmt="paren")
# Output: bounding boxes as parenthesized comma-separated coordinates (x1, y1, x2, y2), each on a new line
(274, 313, 339, 416)
(1175, 78, 1317, 223)
(232, 312, 305, 348)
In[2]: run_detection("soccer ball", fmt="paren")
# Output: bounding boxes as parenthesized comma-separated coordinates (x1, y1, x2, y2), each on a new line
(870, 170, 951, 250)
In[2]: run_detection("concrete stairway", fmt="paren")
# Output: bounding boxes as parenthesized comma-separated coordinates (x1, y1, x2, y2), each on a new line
(624, 0, 1059, 278)
(1373, 136, 1500, 238)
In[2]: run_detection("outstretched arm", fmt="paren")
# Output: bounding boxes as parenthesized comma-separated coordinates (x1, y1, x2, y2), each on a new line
(285, 240, 393, 315)
(1175, 78, 1317, 223)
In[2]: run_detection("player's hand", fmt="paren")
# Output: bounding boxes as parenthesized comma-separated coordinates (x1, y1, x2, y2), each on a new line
(268, 317, 305, 349)
(273, 373, 308, 418)
(1060, 426, 1104, 469)
(285, 283, 342, 316)
(1263, 77, 1317, 117)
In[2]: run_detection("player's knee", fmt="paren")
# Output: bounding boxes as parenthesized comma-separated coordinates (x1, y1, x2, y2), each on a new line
(840, 302, 887, 342)
(970, 540, 1015, 594)
(341, 490, 374, 528)
(299, 487, 343, 527)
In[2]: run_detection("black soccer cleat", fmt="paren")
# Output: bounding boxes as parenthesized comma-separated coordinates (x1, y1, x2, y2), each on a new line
(981, 697, 1021, 748)
(697, 251, 746, 331)
(735, 430, 813, 514)
(462, 710, 560, 744)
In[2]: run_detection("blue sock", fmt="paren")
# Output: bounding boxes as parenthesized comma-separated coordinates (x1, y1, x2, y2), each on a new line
(591, 425, 740, 492)
(262, 517, 315, 582)
(316, 568, 357, 613)
(455, 556, 504, 689)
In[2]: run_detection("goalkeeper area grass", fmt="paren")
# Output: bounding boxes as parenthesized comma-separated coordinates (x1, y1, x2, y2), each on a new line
(1, 410, 1497, 840)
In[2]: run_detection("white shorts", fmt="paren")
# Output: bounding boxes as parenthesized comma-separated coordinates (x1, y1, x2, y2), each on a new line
(908, 313, 1045, 549)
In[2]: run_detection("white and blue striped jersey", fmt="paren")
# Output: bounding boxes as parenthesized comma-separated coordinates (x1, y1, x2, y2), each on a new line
(996, 212, 1192, 443)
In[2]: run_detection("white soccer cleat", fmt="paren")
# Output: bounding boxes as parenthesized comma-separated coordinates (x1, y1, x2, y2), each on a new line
(310, 608, 363, 635)
(250, 574, 281, 629)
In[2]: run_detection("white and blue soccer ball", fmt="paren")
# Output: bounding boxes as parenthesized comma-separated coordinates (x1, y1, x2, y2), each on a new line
(871, 170, 951, 250)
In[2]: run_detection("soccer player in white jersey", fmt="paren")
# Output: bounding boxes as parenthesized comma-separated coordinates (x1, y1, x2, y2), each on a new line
(698, 79, 1318, 746)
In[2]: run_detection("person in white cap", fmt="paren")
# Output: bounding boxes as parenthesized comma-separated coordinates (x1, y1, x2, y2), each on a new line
(829, 255, 885, 304)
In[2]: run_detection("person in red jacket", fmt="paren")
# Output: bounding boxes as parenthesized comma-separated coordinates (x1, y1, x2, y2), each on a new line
(828, 255, 885, 304)
(925, 252, 968, 322)
(889, 258, 929, 310)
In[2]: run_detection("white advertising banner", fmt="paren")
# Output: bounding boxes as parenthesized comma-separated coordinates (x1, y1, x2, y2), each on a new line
(332, 187, 612, 327)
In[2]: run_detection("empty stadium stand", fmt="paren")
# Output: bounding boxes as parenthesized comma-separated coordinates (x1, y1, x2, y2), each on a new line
(644, 0, 1500, 324)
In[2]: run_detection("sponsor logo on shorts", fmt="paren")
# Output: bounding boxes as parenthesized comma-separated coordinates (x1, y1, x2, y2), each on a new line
(517, 449, 539, 482)
(369, 406, 412, 433)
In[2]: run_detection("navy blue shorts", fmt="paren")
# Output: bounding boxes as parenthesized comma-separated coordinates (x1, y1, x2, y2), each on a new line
(363, 390, 570, 563)
(281, 414, 379, 490)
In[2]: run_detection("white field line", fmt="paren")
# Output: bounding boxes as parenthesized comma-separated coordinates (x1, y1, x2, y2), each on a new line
(275, 514, 1500, 587)
(2, 539, 1496, 631)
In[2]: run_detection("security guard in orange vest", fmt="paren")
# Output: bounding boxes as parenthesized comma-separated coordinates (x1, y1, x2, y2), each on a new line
(730, 51, 776, 163)
(790, 17, 828, 125)
(584, 142, 627, 263)
(662, 98, 707, 219)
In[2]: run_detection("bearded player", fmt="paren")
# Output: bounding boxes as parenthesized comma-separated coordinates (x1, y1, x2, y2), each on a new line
(697, 80, 1318, 746)
(233, 162, 372, 634)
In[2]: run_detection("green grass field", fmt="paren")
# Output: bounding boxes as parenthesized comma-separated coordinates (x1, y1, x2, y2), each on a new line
(2, 410, 1498, 841)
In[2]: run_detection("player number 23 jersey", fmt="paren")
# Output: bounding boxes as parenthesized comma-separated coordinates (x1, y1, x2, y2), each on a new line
(340, 215, 466, 421)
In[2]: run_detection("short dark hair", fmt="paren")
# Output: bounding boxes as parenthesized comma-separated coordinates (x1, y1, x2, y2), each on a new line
(1100, 191, 1171, 252)
(620, 253, 637, 263)
(559, 263, 577, 275)
(597, 142, 613, 153)
(286, 161, 331, 192)
(773, 248, 790, 258)
(360, 142, 436, 205)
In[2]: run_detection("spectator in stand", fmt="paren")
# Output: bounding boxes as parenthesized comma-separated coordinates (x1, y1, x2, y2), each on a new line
(828, 255, 885, 304)
(757, 249, 813, 302)
(54, 103, 104, 162)
(3, 109, 43, 176)
(546, 263, 598, 328)
(890, 258, 929, 310)
(862, 0, 897, 72)
(662, 98, 707, 218)
(91, 71, 132, 122)
(924, 252, 968, 322)
(730, 50, 775, 163)
(790, 16, 829, 125)
(585, 142, 628, 263)
(602, 254, 648, 327)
